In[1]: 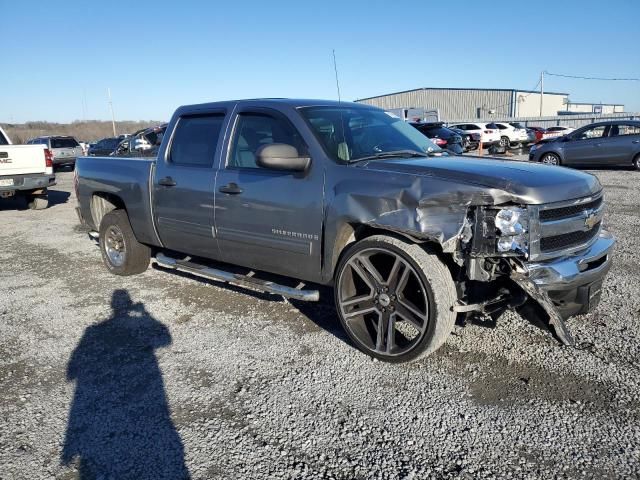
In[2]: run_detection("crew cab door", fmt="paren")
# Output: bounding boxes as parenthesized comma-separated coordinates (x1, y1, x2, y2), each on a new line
(153, 111, 227, 259)
(214, 107, 323, 281)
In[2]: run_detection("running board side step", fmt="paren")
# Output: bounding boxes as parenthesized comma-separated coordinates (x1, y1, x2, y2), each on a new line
(154, 253, 320, 302)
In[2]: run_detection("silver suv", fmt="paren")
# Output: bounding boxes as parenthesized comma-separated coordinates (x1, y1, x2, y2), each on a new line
(27, 136, 83, 168)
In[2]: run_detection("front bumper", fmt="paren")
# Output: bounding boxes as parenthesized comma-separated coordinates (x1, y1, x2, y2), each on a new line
(522, 230, 615, 318)
(0, 174, 56, 192)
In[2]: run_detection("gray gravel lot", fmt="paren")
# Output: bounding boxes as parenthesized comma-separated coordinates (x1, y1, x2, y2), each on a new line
(0, 167, 639, 479)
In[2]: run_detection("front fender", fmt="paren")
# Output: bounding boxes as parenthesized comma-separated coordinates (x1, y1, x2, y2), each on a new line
(321, 172, 518, 283)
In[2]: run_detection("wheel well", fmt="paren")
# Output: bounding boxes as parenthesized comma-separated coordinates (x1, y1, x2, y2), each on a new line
(91, 193, 126, 229)
(330, 223, 443, 276)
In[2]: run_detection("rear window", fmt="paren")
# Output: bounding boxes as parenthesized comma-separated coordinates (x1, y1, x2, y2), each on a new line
(169, 114, 225, 167)
(416, 126, 453, 139)
(51, 137, 79, 148)
(0, 130, 8, 145)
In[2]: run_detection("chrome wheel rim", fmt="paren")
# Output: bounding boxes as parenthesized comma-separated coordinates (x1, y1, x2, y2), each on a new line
(542, 154, 558, 165)
(500, 137, 508, 147)
(337, 248, 430, 357)
(105, 226, 126, 267)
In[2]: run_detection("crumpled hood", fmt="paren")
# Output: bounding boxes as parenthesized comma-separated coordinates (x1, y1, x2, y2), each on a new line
(357, 155, 601, 204)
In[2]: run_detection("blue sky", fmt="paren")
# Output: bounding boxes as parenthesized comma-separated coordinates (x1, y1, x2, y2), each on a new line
(2, 0, 639, 123)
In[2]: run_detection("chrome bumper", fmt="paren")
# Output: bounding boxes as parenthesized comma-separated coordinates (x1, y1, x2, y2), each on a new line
(517, 229, 615, 320)
(524, 230, 615, 291)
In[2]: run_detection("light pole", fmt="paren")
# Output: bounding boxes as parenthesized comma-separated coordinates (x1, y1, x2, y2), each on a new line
(107, 88, 117, 137)
(539, 71, 545, 116)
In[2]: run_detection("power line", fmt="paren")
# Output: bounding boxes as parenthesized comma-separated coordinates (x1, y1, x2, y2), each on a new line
(545, 71, 640, 81)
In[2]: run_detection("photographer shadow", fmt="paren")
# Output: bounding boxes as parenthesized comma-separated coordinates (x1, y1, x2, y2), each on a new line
(61, 289, 190, 479)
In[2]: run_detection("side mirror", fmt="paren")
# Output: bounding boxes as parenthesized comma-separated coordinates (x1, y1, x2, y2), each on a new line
(256, 143, 310, 172)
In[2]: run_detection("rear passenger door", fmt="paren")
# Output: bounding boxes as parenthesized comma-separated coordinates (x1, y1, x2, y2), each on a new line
(214, 107, 324, 281)
(153, 111, 227, 259)
(605, 123, 640, 166)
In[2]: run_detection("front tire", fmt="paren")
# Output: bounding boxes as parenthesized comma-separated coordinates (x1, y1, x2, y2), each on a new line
(634, 154, 640, 171)
(99, 210, 151, 275)
(541, 152, 561, 166)
(334, 235, 457, 363)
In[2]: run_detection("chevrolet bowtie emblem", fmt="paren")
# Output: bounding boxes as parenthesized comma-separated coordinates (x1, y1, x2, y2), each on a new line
(584, 213, 599, 230)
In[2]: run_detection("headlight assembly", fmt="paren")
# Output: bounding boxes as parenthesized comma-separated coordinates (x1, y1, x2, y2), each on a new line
(470, 206, 530, 257)
(495, 207, 529, 254)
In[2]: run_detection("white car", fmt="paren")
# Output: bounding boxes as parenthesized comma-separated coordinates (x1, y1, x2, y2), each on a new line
(0, 126, 56, 209)
(543, 126, 575, 139)
(488, 122, 530, 148)
(448, 123, 501, 146)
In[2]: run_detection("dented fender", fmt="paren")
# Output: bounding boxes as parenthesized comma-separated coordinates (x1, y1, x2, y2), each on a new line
(321, 168, 522, 282)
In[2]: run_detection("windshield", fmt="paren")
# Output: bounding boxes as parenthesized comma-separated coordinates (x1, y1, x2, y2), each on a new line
(300, 107, 441, 162)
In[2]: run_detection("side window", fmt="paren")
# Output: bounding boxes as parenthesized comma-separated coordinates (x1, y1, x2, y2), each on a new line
(612, 124, 640, 137)
(169, 114, 225, 167)
(576, 126, 607, 140)
(228, 113, 306, 169)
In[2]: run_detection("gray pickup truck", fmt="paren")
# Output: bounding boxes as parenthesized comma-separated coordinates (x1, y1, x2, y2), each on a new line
(75, 99, 615, 362)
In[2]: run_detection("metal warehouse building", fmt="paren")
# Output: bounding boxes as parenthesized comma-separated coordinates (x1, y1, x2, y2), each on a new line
(355, 88, 624, 120)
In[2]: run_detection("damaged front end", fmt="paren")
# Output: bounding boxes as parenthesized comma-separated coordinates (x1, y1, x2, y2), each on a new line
(454, 200, 615, 346)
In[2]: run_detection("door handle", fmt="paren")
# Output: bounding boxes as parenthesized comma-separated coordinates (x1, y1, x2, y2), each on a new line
(633, 140, 640, 144)
(219, 182, 243, 195)
(158, 176, 177, 187)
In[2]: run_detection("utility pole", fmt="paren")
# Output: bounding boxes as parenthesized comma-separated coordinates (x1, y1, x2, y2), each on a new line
(539, 70, 544, 116)
(107, 88, 117, 136)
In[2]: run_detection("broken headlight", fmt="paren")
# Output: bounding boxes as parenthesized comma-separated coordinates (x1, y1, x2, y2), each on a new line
(495, 207, 528, 254)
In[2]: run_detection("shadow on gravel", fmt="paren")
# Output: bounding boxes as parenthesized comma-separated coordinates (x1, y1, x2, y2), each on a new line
(48, 189, 71, 207)
(61, 289, 190, 480)
(0, 189, 70, 211)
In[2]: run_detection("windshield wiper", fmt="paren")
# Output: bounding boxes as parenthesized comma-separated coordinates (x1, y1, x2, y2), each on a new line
(350, 150, 430, 163)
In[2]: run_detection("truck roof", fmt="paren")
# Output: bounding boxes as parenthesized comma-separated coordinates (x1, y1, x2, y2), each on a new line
(177, 98, 378, 111)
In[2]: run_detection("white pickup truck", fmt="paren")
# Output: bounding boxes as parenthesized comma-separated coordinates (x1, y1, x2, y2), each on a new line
(0, 125, 56, 209)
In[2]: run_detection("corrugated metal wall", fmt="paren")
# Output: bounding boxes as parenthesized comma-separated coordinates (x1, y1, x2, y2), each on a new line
(357, 89, 513, 119)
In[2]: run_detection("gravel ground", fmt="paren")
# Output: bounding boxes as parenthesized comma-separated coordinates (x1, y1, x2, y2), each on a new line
(0, 167, 638, 479)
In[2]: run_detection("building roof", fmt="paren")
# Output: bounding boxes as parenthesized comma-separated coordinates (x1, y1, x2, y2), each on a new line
(355, 87, 569, 102)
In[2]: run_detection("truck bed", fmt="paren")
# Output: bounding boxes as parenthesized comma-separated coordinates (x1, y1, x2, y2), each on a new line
(75, 156, 159, 245)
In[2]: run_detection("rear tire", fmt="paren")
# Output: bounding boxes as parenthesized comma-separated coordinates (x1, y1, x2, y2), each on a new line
(499, 136, 510, 149)
(634, 154, 640, 171)
(99, 209, 151, 275)
(334, 234, 457, 363)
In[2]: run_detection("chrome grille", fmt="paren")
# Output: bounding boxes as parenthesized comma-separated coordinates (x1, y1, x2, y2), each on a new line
(529, 192, 604, 261)
(540, 222, 601, 252)
(539, 196, 603, 221)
